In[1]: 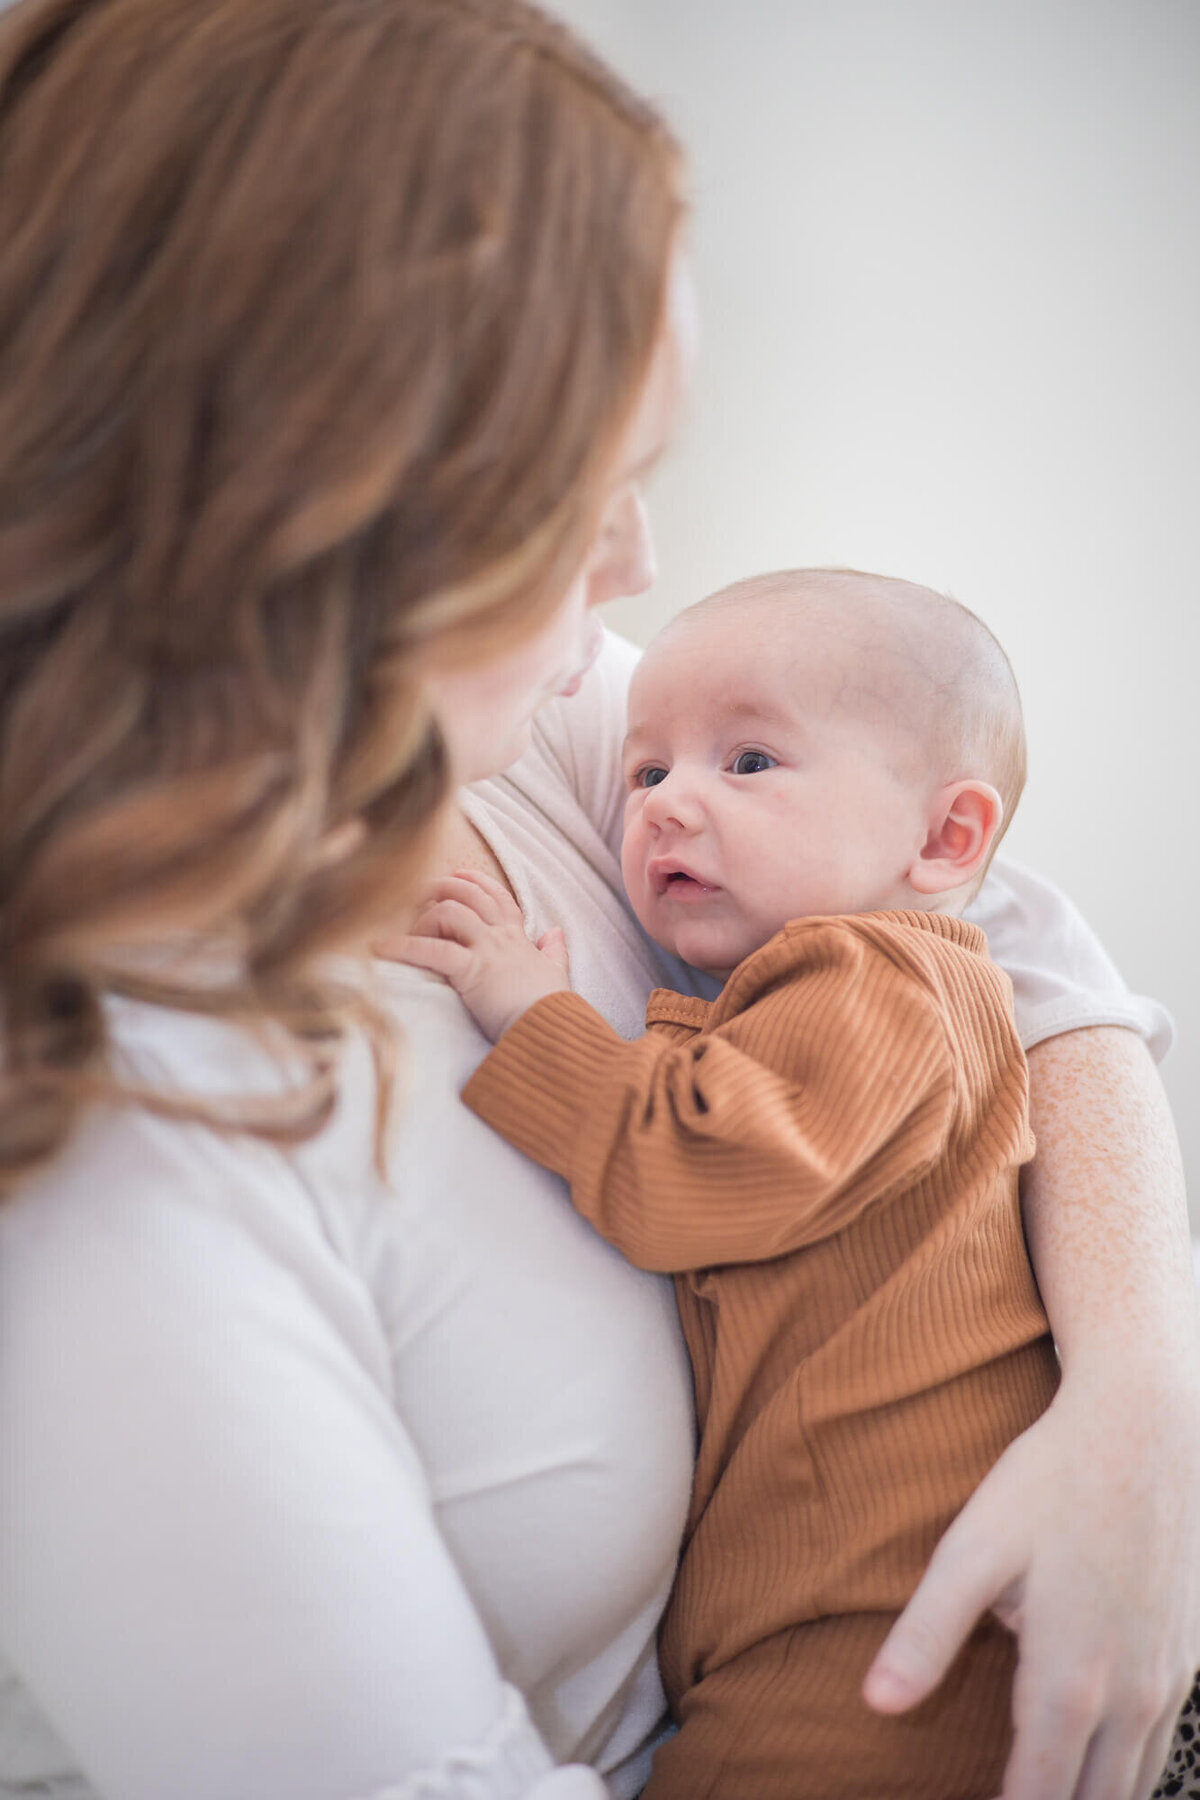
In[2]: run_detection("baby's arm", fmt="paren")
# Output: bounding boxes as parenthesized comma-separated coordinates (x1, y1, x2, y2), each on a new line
(389, 871, 571, 1042)
(463, 918, 959, 1273)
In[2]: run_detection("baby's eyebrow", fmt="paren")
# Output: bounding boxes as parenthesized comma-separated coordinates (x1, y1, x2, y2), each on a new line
(623, 699, 798, 754)
(720, 697, 798, 731)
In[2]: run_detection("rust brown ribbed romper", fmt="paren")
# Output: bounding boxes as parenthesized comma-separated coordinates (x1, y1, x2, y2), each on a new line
(465, 910, 1061, 1799)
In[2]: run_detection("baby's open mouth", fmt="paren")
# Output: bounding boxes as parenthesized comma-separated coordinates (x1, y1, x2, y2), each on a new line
(651, 866, 718, 898)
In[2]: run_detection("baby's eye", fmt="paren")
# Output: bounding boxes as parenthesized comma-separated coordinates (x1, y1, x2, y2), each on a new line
(637, 765, 669, 788)
(730, 749, 776, 775)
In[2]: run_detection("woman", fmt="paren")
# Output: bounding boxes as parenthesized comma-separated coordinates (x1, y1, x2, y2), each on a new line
(0, 1, 1194, 1797)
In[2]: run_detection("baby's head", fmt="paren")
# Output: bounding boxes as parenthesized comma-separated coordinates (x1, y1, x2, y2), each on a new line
(621, 568, 1024, 977)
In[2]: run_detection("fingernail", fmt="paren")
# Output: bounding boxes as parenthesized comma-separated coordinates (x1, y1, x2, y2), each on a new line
(862, 1665, 912, 1710)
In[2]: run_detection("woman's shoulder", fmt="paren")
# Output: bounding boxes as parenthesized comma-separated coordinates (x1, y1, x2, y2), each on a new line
(0, 995, 395, 1389)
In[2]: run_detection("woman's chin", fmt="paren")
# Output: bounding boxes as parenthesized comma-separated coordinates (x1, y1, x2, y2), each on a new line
(460, 721, 534, 784)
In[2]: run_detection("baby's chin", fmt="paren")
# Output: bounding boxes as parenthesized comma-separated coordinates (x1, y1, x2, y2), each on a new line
(627, 888, 770, 977)
(694, 960, 736, 981)
(656, 922, 751, 980)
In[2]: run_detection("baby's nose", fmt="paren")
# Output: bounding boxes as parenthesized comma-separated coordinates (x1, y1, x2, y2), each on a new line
(644, 771, 701, 830)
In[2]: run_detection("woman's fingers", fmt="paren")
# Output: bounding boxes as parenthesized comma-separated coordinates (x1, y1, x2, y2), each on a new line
(870, 1546, 1174, 1800)
(1003, 1668, 1181, 1800)
(1066, 1719, 1163, 1800)
(868, 1373, 1200, 1800)
(1083, 1673, 1192, 1800)
(863, 1506, 1011, 1713)
(1129, 1690, 1191, 1800)
(998, 1641, 1097, 1800)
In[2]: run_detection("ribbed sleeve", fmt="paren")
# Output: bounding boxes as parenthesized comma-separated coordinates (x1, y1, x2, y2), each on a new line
(465, 922, 956, 1273)
(463, 990, 636, 1184)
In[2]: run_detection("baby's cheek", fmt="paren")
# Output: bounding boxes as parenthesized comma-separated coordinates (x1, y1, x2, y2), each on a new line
(619, 812, 643, 892)
(620, 831, 659, 934)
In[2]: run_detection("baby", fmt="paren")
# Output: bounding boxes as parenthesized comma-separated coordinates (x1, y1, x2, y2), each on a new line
(398, 568, 1059, 1800)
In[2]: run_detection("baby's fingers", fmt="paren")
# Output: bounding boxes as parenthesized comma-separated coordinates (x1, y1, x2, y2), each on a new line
(447, 868, 527, 926)
(374, 932, 471, 985)
(536, 926, 570, 975)
(409, 896, 492, 945)
(416, 872, 507, 924)
(374, 897, 484, 963)
(450, 867, 516, 901)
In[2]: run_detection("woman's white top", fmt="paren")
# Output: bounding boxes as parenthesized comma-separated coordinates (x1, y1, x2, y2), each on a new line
(0, 633, 1170, 1800)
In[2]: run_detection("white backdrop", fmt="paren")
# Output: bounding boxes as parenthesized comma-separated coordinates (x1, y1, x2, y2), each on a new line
(550, 0, 1200, 1223)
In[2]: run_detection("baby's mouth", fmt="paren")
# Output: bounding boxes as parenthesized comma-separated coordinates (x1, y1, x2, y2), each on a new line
(651, 864, 718, 899)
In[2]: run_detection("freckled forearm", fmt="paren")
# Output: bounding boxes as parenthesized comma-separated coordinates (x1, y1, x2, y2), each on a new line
(1022, 1025, 1198, 1381)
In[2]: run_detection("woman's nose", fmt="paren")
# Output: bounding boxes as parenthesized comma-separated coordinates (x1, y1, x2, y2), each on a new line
(587, 488, 656, 607)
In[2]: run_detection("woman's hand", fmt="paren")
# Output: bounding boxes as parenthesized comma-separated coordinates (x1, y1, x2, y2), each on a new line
(864, 1370, 1200, 1799)
(865, 1025, 1200, 1800)
(376, 870, 570, 1042)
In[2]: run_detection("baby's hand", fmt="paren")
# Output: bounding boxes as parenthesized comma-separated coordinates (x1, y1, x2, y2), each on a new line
(376, 870, 570, 1041)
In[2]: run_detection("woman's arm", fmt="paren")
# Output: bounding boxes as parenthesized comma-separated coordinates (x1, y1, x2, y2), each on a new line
(865, 1025, 1200, 1800)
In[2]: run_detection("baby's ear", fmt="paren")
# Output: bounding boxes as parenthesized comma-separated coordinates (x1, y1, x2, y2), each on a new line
(908, 780, 1004, 896)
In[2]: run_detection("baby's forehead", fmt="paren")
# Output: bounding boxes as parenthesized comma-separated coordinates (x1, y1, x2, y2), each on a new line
(631, 590, 900, 714)
(627, 620, 805, 725)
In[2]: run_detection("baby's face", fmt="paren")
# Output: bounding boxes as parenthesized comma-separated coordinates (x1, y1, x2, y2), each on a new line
(620, 607, 933, 976)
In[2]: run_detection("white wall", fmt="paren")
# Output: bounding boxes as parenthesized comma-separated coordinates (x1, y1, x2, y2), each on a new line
(551, 0, 1200, 1222)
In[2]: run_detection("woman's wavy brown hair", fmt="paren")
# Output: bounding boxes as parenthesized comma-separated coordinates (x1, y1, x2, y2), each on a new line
(0, 0, 684, 1186)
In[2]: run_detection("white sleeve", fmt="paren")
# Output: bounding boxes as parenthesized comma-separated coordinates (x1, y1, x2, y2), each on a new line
(524, 628, 639, 861)
(0, 1110, 607, 1800)
(966, 855, 1173, 1060)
